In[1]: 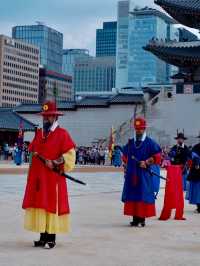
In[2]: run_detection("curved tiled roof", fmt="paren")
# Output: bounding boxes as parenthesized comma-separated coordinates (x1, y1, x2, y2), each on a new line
(110, 94, 144, 104)
(14, 102, 76, 113)
(76, 96, 110, 107)
(0, 109, 37, 131)
(145, 40, 200, 49)
(155, 0, 200, 29)
(13, 94, 145, 113)
(144, 40, 200, 67)
(155, 0, 200, 10)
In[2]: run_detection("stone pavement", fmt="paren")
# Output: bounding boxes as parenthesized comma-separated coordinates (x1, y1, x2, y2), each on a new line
(0, 161, 123, 174)
(0, 171, 200, 266)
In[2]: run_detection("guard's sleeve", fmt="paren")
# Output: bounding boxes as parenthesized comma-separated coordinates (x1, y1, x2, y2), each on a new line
(148, 139, 162, 165)
(122, 143, 129, 164)
(152, 153, 162, 165)
(168, 146, 176, 159)
(57, 129, 76, 173)
(63, 149, 76, 172)
(60, 129, 76, 154)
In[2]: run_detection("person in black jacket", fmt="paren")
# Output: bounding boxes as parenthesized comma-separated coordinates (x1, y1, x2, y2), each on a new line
(169, 131, 191, 190)
(187, 134, 200, 213)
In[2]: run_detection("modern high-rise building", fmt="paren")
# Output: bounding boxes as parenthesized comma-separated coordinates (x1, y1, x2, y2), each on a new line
(74, 56, 116, 93)
(116, 1, 131, 89)
(96, 22, 117, 57)
(0, 35, 39, 107)
(62, 49, 90, 76)
(116, 1, 178, 89)
(39, 68, 73, 103)
(12, 23, 63, 73)
(128, 7, 177, 87)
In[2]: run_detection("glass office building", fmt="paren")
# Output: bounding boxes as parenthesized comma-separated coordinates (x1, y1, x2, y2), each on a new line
(128, 8, 177, 87)
(96, 22, 117, 57)
(12, 24, 63, 73)
(62, 49, 90, 76)
(116, 1, 178, 89)
(74, 56, 116, 93)
(116, 1, 131, 89)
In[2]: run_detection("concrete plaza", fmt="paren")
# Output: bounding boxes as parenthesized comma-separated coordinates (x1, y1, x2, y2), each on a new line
(0, 169, 200, 266)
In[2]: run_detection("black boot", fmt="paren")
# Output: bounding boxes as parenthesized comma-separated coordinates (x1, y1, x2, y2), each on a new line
(34, 233, 47, 247)
(130, 216, 139, 227)
(138, 217, 146, 227)
(44, 234, 56, 249)
(196, 204, 200, 213)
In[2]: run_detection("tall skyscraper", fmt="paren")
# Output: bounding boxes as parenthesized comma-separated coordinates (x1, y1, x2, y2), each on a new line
(62, 49, 90, 76)
(128, 7, 177, 87)
(116, 1, 131, 89)
(116, 1, 178, 89)
(12, 23, 63, 73)
(96, 22, 117, 57)
(0, 35, 39, 107)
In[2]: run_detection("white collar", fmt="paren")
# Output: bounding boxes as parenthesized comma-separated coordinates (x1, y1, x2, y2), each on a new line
(134, 132, 147, 142)
(50, 121, 58, 132)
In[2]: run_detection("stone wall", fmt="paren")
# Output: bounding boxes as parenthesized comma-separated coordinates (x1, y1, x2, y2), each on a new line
(23, 104, 143, 146)
(22, 89, 200, 147)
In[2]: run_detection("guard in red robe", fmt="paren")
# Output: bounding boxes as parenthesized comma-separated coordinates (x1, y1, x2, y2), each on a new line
(122, 117, 161, 227)
(22, 101, 76, 248)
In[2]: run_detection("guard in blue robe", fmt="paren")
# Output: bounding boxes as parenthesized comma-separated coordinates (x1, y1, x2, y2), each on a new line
(122, 117, 161, 227)
(187, 136, 200, 213)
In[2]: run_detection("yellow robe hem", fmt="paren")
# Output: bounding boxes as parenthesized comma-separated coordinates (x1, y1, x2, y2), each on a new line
(24, 208, 70, 234)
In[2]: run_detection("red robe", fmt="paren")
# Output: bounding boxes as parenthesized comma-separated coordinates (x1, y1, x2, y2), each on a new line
(22, 127, 75, 216)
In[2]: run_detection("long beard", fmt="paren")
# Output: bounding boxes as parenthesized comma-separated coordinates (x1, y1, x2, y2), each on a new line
(136, 133, 143, 141)
(43, 121, 52, 133)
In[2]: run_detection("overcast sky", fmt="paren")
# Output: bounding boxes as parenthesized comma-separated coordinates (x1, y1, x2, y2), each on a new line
(0, 0, 197, 55)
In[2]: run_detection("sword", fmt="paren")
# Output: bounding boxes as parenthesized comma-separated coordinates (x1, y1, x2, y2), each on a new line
(131, 155, 167, 181)
(33, 152, 87, 186)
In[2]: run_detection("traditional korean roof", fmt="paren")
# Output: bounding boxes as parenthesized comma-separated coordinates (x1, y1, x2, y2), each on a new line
(76, 96, 110, 107)
(0, 109, 37, 131)
(144, 40, 200, 67)
(171, 73, 188, 79)
(13, 94, 144, 113)
(155, 0, 200, 29)
(14, 102, 76, 113)
(110, 93, 144, 104)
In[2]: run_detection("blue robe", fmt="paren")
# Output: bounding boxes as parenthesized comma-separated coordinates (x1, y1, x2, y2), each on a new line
(14, 147, 22, 165)
(186, 145, 200, 204)
(186, 181, 200, 204)
(150, 164, 161, 194)
(122, 137, 161, 204)
(113, 148, 122, 167)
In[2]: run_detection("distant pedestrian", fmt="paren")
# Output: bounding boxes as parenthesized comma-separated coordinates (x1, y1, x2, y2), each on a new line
(113, 146, 122, 167)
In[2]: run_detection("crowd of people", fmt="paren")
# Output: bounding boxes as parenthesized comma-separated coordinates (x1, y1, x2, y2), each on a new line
(0, 142, 30, 164)
(75, 145, 125, 166)
(75, 146, 108, 165)
(0, 141, 196, 170)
